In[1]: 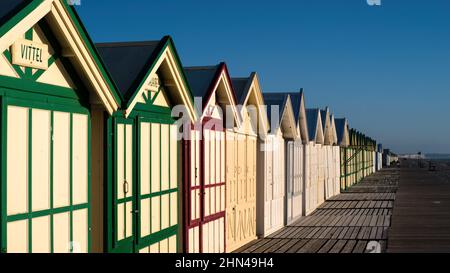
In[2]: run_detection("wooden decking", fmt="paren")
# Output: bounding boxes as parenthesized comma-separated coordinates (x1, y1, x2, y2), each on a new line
(235, 169, 400, 253)
(387, 160, 450, 253)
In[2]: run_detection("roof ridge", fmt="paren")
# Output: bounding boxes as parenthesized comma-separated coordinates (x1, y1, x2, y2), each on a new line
(95, 40, 161, 47)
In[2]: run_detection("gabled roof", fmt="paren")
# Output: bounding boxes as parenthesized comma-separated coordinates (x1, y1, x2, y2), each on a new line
(0, 0, 121, 114)
(231, 77, 251, 105)
(0, 0, 29, 26)
(320, 107, 332, 145)
(231, 72, 269, 136)
(306, 108, 324, 144)
(96, 41, 161, 99)
(184, 65, 220, 101)
(284, 89, 309, 143)
(329, 114, 338, 145)
(263, 92, 297, 139)
(184, 62, 240, 126)
(96, 36, 197, 121)
(334, 118, 350, 147)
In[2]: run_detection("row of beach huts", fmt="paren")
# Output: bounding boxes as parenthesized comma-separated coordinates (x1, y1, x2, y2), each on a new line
(0, 0, 395, 253)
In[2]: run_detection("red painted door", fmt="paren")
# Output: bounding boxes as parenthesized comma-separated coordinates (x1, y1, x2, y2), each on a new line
(184, 119, 225, 253)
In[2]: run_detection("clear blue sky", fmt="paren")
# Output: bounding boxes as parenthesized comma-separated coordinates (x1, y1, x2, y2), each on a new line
(76, 0, 450, 154)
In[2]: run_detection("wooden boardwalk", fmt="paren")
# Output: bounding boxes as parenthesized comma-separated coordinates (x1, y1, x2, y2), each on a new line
(235, 169, 400, 253)
(387, 160, 450, 253)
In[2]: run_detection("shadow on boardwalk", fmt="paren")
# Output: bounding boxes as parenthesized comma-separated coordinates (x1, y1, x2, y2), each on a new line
(234, 168, 400, 253)
(388, 159, 450, 253)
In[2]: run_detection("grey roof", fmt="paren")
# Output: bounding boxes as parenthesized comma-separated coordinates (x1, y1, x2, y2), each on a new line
(263, 92, 288, 129)
(183, 65, 220, 99)
(0, 0, 29, 26)
(306, 108, 320, 140)
(285, 92, 301, 125)
(231, 77, 249, 105)
(334, 118, 347, 144)
(96, 40, 162, 100)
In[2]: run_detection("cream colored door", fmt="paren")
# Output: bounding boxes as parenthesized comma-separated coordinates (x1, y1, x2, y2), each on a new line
(114, 119, 134, 252)
(225, 131, 238, 249)
(4, 104, 89, 253)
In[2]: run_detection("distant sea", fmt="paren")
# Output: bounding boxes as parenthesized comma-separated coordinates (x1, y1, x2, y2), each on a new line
(425, 154, 450, 166)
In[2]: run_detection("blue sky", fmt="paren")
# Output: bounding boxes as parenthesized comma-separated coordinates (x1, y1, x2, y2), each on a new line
(76, 0, 450, 154)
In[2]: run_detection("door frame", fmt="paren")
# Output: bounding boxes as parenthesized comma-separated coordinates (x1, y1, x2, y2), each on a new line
(0, 96, 91, 253)
(184, 118, 226, 253)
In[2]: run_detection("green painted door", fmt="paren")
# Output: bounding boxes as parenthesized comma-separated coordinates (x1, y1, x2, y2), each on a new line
(113, 118, 135, 253)
(136, 117, 179, 253)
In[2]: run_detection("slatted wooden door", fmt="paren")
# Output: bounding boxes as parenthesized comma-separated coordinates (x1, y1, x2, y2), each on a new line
(306, 144, 318, 215)
(226, 132, 257, 251)
(137, 120, 179, 253)
(113, 119, 135, 252)
(268, 136, 285, 235)
(186, 122, 225, 253)
(285, 141, 295, 223)
(2, 101, 90, 253)
(286, 141, 303, 224)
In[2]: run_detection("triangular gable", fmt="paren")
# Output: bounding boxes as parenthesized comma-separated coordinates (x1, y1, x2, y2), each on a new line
(232, 72, 269, 137)
(184, 62, 241, 128)
(329, 114, 338, 145)
(96, 36, 197, 122)
(306, 108, 324, 144)
(298, 90, 309, 143)
(264, 93, 297, 139)
(321, 107, 333, 145)
(0, 0, 121, 114)
(286, 89, 309, 143)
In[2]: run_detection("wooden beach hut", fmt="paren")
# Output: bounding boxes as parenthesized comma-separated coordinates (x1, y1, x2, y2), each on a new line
(334, 118, 350, 191)
(304, 109, 324, 215)
(376, 144, 383, 171)
(257, 93, 297, 237)
(327, 114, 341, 198)
(227, 73, 268, 251)
(96, 37, 198, 253)
(319, 108, 332, 204)
(0, 0, 122, 253)
(183, 63, 241, 253)
(284, 90, 309, 224)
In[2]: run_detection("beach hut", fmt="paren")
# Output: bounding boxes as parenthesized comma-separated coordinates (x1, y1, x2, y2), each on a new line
(319, 108, 332, 204)
(327, 114, 341, 198)
(383, 149, 391, 167)
(96, 37, 198, 253)
(283, 90, 309, 224)
(183, 63, 241, 253)
(226, 73, 268, 251)
(0, 0, 122, 253)
(257, 93, 297, 237)
(376, 144, 383, 171)
(335, 118, 350, 191)
(304, 109, 324, 215)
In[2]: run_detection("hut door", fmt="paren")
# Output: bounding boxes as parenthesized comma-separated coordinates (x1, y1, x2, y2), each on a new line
(286, 141, 295, 223)
(264, 137, 274, 231)
(114, 119, 135, 252)
(201, 126, 225, 253)
(187, 129, 201, 252)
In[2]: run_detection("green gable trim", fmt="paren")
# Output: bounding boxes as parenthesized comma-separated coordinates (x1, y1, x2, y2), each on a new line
(0, 75, 89, 107)
(124, 37, 195, 113)
(62, 1, 122, 106)
(0, 0, 44, 39)
(2, 49, 26, 78)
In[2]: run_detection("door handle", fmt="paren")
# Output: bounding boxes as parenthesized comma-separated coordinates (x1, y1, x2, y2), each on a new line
(130, 210, 139, 214)
(123, 180, 129, 194)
